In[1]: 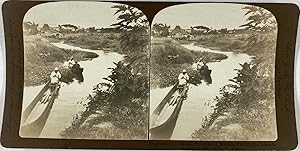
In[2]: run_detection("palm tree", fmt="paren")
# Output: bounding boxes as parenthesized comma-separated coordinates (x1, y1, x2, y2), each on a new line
(23, 22, 39, 35)
(111, 4, 150, 75)
(240, 6, 277, 32)
(152, 23, 170, 37)
(111, 5, 148, 31)
(111, 5, 149, 53)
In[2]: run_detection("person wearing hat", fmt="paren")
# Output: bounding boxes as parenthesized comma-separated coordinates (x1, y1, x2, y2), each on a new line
(177, 69, 189, 96)
(68, 57, 76, 68)
(178, 69, 189, 85)
(50, 67, 61, 92)
(196, 59, 205, 70)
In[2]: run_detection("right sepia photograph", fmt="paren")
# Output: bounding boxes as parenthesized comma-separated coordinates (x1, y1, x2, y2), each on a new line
(150, 3, 278, 141)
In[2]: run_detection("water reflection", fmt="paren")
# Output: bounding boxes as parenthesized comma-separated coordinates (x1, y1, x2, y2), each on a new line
(150, 44, 252, 140)
(22, 43, 124, 138)
(150, 83, 187, 140)
(203, 75, 212, 85)
(74, 73, 84, 83)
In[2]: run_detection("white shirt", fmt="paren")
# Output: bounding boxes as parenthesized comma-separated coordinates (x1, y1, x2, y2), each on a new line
(197, 61, 204, 69)
(68, 59, 76, 68)
(178, 73, 189, 85)
(50, 71, 61, 84)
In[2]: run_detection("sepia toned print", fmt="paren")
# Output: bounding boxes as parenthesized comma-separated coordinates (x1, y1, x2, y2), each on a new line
(20, 1, 150, 140)
(1, 0, 299, 149)
(19, 1, 278, 141)
(150, 3, 277, 141)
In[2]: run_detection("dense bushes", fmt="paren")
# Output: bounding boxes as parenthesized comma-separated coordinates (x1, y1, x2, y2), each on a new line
(24, 35, 98, 86)
(192, 62, 276, 140)
(191, 6, 277, 139)
(52, 33, 120, 51)
(195, 34, 248, 52)
(194, 33, 277, 56)
(62, 49, 99, 60)
(60, 61, 149, 139)
(60, 5, 151, 139)
(150, 38, 227, 88)
(191, 9, 277, 139)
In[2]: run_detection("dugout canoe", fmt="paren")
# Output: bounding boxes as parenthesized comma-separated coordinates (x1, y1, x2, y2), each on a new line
(150, 82, 187, 140)
(20, 83, 60, 137)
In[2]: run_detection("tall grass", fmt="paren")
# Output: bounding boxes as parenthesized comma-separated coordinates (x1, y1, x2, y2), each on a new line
(48, 33, 120, 51)
(150, 38, 227, 88)
(191, 31, 277, 141)
(24, 35, 98, 86)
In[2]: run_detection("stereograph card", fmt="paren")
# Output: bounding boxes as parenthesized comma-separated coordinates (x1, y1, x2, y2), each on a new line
(0, 0, 299, 150)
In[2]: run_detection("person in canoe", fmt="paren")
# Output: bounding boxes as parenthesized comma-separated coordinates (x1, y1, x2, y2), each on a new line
(196, 59, 211, 77)
(41, 67, 61, 104)
(200, 62, 211, 76)
(71, 61, 83, 74)
(196, 59, 205, 70)
(169, 69, 189, 106)
(177, 69, 189, 98)
(68, 57, 76, 68)
(49, 67, 61, 93)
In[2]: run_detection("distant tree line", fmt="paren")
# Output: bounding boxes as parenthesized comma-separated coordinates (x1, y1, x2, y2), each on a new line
(61, 4, 150, 139)
(192, 5, 278, 141)
(151, 23, 256, 39)
(23, 21, 120, 36)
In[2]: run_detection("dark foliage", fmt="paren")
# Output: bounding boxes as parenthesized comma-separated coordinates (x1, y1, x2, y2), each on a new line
(192, 6, 277, 140)
(192, 62, 276, 140)
(61, 5, 150, 139)
(240, 6, 277, 32)
(111, 4, 150, 53)
(61, 61, 149, 139)
(152, 23, 171, 37)
(151, 38, 227, 88)
(24, 35, 98, 86)
(54, 33, 120, 51)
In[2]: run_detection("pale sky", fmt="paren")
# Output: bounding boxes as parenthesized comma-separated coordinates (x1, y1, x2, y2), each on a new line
(153, 3, 256, 30)
(24, 1, 120, 28)
(24, 2, 271, 30)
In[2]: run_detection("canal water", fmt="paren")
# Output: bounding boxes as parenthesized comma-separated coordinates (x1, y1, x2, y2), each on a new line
(150, 43, 252, 140)
(21, 42, 252, 139)
(21, 43, 123, 138)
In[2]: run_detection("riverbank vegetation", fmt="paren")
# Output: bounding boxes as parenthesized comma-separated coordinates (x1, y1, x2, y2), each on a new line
(47, 32, 120, 51)
(24, 35, 98, 86)
(191, 6, 277, 140)
(60, 60, 149, 139)
(194, 32, 277, 56)
(60, 4, 149, 139)
(150, 38, 227, 88)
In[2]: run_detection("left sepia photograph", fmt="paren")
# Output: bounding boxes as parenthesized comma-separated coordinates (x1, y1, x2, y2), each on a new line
(20, 1, 150, 140)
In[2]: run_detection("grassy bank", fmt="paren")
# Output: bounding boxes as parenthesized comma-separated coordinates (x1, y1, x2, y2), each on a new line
(191, 31, 277, 140)
(60, 60, 149, 139)
(30, 33, 149, 139)
(151, 38, 227, 88)
(59, 32, 150, 139)
(191, 61, 277, 141)
(24, 35, 98, 86)
(194, 34, 249, 53)
(194, 33, 277, 56)
(47, 33, 119, 51)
